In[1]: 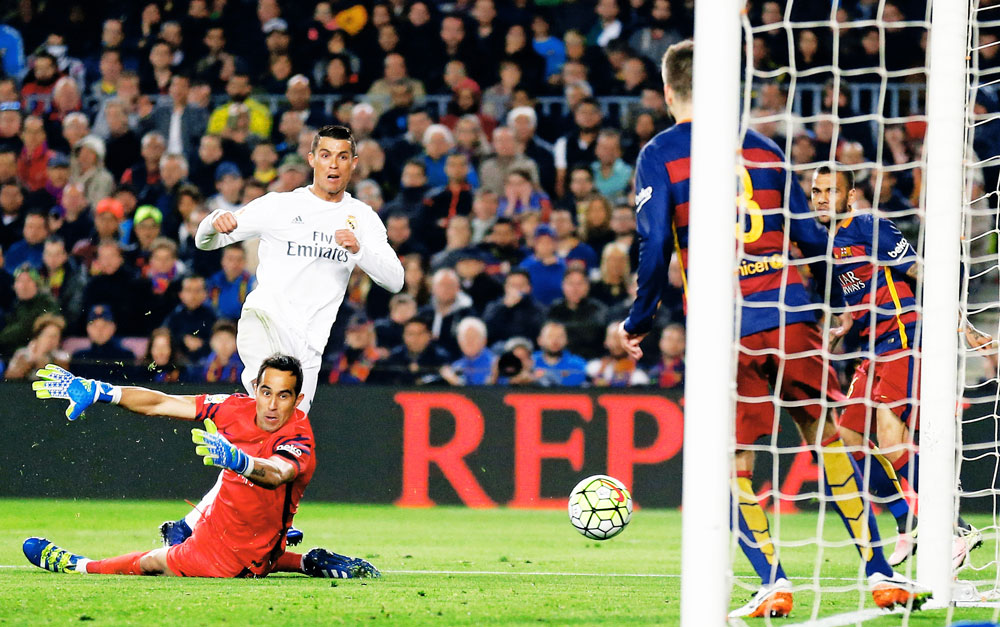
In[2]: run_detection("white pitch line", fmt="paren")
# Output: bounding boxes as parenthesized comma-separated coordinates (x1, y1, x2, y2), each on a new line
(783, 607, 901, 627)
(386, 569, 674, 577)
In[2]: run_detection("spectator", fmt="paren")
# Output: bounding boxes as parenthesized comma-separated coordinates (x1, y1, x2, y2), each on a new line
(207, 71, 273, 142)
(127, 204, 163, 273)
(420, 268, 476, 360)
(69, 303, 137, 381)
(442, 78, 497, 139)
(648, 323, 685, 389)
(586, 320, 650, 387)
(139, 40, 174, 95)
(206, 162, 244, 213)
(354, 178, 385, 216)
(609, 204, 639, 268)
(518, 224, 565, 307)
(588, 0, 624, 47)
(206, 244, 255, 322)
(478, 216, 526, 274)
(191, 134, 224, 196)
(508, 106, 556, 197)
(278, 74, 333, 130)
(50, 183, 91, 250)
(6, 210, 48, 270)
(532, 320, 587, 386)
(91, 71, 142, 139)
(441, 316, 496, 385)
(531, 12, 566, 84)
(383, 160, 430, 220)
(498, 168, 553, 221)
(90, 49, 125, 100)
(386, 212, 427, 259)
(453, 114, 493, 168)
(250, 142, 279, 186)
(327, 314, 381, 384)
(550, 207, 597, 273)
(355, 139, 392, 197)
(17, 115, 53, 192)
(422, 153, 475, 253)
(40, 236, 86, 331)
(421, 124, 472, 190)
(21, 52, 61, 115)
(430, 215, 474, 271)
(163, 274, 216, 361)
(628, 0, 684, 67)
(558, 164, 597, 220)
(71, 198, 123, 271)
(366, 53, 426, 118)
(496, 336, 536, 385)
(316, 54, 359, 99)
(502, 23, 546, 93)
(31, 151, 70, 208)
(196, 319, 243, 383)
(483, 268, 545, 345)
(591, 241, 631, 307)
(547, 268, 609, 360)
(71, 134, 115, 207)
(0, 108, 22, 155)
(479, 126, 540, 195)
(580, 194, 616, 255)
(122, 131, 168, 204)
(348, 103, 378, 143)
(371, 316, 449, 385)
(374, 292, 417, 352)
(101, 100, 142, 182)
(138, 74, 208, 162)
(0, 263, 59, 355)
(0, 146, 16, 181)
(590, 129, 631, 203)
(0, 181, 25, 251)
(470, 189, 499, 244)
(454, 246, 503, 314)
(141, 236, 184, 326)
(81, 240, 146, 336)
(374, 81, 422, 140)
(140, 326, 186, 383)
(553, 98, 602, 197)
(274, 109, 305, 157)
(4, 312, 69, 380)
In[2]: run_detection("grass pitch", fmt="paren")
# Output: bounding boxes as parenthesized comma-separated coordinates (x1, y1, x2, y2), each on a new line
(1, 499, 998, 625)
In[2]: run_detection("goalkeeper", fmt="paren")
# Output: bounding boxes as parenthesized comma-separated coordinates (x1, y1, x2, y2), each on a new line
(21, 354, 379, 579)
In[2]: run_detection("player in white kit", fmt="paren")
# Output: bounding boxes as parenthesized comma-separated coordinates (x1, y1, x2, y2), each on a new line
(159, 125, 404, 546)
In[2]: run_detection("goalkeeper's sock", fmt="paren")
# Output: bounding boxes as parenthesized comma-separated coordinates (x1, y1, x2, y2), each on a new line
(820, 435, 893, 578)
(271, 551, 305, 573)
(892, 451, 919, 494)
(86, 550, 149, 575)
(851, 448, 912, 533)
(732, 472, 787, 585)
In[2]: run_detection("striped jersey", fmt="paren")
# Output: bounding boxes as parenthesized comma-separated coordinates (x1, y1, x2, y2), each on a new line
(624, 122, 833, 338)
(832, 212, 917, 355)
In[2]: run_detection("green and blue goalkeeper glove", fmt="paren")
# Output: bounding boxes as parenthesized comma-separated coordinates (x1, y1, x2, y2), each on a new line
(191, 418, 253, 477)
(31, 364, 121, 421)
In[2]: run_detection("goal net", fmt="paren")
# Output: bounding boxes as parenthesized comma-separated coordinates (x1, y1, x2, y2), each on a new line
(689, 0, 1000, 623)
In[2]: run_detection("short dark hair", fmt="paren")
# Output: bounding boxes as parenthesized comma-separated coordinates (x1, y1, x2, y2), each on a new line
(662, 39, 694, 101)
(507, 268, 531, 284)
(311, 124, 357, 156)
(211, 319, 238, 337)
(256, 353, 304, 397)
(403, 157, 427, 175)
(815, 164, 855, 190)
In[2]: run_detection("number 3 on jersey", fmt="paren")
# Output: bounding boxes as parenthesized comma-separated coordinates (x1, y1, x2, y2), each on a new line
(736, 166, 764, 244)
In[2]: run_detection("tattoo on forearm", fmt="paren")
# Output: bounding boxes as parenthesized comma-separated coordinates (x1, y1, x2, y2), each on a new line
(249, 466, 267, 480)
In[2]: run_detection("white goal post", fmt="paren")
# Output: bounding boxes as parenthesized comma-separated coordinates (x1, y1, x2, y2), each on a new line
(917, 0, 970, 607)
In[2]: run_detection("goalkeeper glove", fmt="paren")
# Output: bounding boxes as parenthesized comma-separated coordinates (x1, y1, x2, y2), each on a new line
(191, 418, 253, 477)
(31, 364, 121, 421)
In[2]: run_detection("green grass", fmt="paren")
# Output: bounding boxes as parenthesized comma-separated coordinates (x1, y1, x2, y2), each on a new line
(0, 499, 998, 625)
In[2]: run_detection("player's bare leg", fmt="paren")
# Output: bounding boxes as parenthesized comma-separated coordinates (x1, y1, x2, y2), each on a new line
(138, 548, 175, 576)
(729, 449, 793, 618)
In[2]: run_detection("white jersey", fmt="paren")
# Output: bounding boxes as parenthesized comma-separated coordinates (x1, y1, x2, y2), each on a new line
(195, 187, 404, 353)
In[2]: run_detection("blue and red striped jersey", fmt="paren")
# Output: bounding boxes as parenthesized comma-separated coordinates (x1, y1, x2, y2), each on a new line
(624, 122, 833, 338)
(832, 212, 917, 355)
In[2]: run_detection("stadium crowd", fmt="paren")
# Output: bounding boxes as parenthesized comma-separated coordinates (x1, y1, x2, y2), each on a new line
(0, 0, 942, 387)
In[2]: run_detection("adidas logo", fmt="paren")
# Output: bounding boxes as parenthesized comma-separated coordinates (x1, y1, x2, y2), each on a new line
(292, 216, 303, 224)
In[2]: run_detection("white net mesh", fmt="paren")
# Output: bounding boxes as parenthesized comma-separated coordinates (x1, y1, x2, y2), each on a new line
(727, 1, 947, 622)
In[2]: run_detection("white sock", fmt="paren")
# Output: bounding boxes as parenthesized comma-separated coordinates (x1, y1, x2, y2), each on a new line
(75, 558, 91, 574)
(184, 473, 224, 529)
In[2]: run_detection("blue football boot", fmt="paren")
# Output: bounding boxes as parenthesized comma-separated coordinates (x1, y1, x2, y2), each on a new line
(159, 519, 193, 546)
(302, 548, 381, 579)
(23, 537, 87, 573)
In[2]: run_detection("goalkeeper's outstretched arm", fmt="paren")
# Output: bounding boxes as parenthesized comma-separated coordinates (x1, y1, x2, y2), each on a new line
(118, 387, 198, 420)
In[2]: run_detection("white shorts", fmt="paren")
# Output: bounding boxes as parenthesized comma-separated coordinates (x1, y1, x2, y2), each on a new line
(237, 307, 322, 413)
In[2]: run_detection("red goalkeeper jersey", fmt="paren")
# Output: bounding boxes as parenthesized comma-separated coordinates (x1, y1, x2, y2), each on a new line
(190, 393, 316, 576)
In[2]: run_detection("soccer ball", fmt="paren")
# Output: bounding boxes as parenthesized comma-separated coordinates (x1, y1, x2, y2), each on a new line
(568, 475, 633, 540)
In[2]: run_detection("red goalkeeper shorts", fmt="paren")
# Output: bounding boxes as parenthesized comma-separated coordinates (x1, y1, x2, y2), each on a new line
(838, 349, 919, 435)
(165, 533, 248, 578)
(736, 322, 844, 446)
